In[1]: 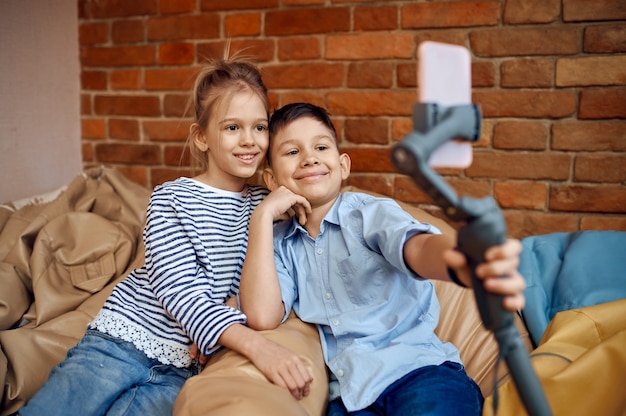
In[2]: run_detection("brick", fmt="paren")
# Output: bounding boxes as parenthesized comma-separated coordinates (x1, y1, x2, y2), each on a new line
(393, 175, 432, 204)
(266, 8, 350, 36)
(326, 33, 414, 60)
(327, 91, 416, 117)
(493, 121, 548, 150)
(581, 215, 626, 231)
(397, 63, 417, 88)
(473, 90, 577, 118)
(262, 63, 344, 89)
(579, 88, 626, 119)
(345, 118, 389, 145)
(200, 0, 278, 11)
(550, 185, 626, 213)
(143, 120, 189, 142)
(109, 119, 140, 140)
(278, 92, 325, 109)
(552, 121, 626, 151)
(445, 178, 492, 199)
(501, 59, 553, 88)
(81, 118, 106, 139)
(81, 94, 92, 115)
(402, 1, 500, 28)
(112, 20, 145, 44)
(164, 94, 192, 118)
(225, 13, 261, 37)
(160, 0, 196, 14)
(345, 147, 394, 173)
(563, 0, 626, 22)
(110, 69, 142, 90)
(347, 62, 393, 88)
(95, 143, 161, 164)
(283, 0, 324, 5)
(584, 24, 626, 53)
(355, 5, 397, 31)
(472, 62, 496, 87)
(151, 167, 193, 187)
(503, 0, 560, 24)
(466, 153, 571, 180)
(346, 174, 393, 197)
(81, 45, 157, 67)
(115, 166, 148, 188)
(80, 0, 157, 19)
(198, 40, 274, 63)
(556, 56, 626, 87)
(494, 181, 547, 209)
(278, 38, 321, 61)
(94, 95, 160, 116)
(574, 154, 626, 183)
(159, 43, 195, 65)
(147, 15, 219, 41)
(414, 33, 466, 49)
(145, 68, 198, 91)
(79, 22, 108, 45)
(82, 143, 93, 162)
(471, 28, 578, 57)
(164, 145, 189, 166)
(81, 70, 107, 90)
(503, 210, 578, 239)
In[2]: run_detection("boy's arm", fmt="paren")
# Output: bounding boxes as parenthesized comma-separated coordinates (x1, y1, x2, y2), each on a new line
(239, 186, 311, 330)
(403, 233, 526, 312)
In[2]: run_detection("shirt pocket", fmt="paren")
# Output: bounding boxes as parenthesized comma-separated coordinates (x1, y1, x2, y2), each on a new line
(336, 251, 392, 306)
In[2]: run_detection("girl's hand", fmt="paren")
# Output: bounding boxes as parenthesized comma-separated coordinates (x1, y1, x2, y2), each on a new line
(444, 238, 526, 312)
(248, 337, 314, 401)
(190, 296, 239, 366)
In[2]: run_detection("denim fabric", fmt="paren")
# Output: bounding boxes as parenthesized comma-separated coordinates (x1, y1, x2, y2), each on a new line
(326, 362, 483, 415)
(19, 330, 197, 416)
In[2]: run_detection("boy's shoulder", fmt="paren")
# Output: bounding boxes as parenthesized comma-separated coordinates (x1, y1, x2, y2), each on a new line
(340, 190, 399, 210)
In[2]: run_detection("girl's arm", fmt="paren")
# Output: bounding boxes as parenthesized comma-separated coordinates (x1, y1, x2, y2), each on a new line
(239, 186, 311, 330)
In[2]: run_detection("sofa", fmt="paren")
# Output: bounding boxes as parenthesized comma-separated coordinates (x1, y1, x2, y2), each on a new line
(1, 168, 625, 415)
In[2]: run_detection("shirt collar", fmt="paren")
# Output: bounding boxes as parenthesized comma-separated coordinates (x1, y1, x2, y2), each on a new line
(282, 193, 344, 239)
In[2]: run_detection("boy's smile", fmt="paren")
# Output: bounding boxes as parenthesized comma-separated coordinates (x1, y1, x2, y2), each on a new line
(266, 116, 350, 210)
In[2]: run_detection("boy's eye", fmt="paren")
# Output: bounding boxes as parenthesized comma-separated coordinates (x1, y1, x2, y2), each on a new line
(317, 145, 328, 151)
(286, 149, 298, 156)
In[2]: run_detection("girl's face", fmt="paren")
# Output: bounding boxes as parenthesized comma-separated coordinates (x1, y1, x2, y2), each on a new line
(194, 91, 269, 191)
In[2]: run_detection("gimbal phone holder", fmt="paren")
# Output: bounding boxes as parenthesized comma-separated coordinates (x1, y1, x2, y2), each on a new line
(391, 102, 552, 416)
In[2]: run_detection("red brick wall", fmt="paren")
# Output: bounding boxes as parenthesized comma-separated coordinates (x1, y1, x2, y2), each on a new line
(78, 0, 626, 238)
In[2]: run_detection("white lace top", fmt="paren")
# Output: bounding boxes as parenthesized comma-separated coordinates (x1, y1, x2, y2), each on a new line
(90, 178, 268, 368)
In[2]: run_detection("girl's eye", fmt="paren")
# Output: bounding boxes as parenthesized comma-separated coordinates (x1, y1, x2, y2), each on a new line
(255, 124, 268, 132)
(226, 125, 238, 131)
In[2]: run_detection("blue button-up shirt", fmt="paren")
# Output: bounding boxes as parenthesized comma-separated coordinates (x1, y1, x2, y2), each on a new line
(273, 192, 462, 411)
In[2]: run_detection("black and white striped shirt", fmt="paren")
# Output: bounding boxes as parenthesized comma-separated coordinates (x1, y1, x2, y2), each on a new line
(90, 177, 268, 368)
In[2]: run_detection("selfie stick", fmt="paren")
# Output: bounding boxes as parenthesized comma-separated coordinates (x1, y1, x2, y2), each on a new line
(391, 102, 552, 416)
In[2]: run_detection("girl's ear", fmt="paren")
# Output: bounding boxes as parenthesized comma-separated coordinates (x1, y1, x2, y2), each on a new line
(263, 167, 279, 191)
(190, 123, 208, 152)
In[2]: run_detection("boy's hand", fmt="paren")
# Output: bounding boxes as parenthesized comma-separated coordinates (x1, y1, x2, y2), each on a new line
(443, 239, 526, 312)
(260, 185, 312, 226)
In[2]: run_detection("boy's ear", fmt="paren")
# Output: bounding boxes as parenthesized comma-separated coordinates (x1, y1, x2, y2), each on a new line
(190, 123, 208, 152)
(339, 153, 351, 180)
(263, 167, 279, 191)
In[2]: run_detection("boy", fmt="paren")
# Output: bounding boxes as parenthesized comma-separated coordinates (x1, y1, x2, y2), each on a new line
(239, 102, 526, 415)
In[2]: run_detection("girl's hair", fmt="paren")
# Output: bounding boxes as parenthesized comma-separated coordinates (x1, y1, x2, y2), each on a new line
(186, 55, 269, 173)
(267, 102, 337, 166)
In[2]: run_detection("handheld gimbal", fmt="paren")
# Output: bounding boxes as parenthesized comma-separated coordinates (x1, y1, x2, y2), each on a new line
(391, 102, 552, 416)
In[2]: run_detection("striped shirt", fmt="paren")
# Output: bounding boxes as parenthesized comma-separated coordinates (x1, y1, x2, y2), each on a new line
(90, 177, 268, 368)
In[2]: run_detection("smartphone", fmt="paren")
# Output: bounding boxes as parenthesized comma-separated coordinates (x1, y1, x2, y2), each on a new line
(418, 41, 473, 168)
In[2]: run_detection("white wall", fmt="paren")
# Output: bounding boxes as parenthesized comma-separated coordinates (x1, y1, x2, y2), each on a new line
(0, 0, 81, 203)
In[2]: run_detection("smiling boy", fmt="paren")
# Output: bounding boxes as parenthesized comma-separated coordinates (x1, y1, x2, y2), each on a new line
(239, 102, 525, 415)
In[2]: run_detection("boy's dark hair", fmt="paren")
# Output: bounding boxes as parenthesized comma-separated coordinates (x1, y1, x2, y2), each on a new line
(267, 102, 337, 166)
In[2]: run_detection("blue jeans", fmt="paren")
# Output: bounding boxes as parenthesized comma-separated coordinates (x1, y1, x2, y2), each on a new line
(19, 329, 198, 416)
(326, 362, 483, 416)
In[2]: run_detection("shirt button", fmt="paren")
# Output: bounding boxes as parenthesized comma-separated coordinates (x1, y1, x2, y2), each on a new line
(316, 248, 323, 255)
(336, 369, 344, 377)
(332, 319, 339, 326)
(325, 292, 332, 300)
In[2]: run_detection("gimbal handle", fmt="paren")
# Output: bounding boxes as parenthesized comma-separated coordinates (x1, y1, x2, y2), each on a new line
(391, 103, 552, 416)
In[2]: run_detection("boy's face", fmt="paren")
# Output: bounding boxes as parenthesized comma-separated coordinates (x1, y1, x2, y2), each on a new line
(264, 116, 350, 209)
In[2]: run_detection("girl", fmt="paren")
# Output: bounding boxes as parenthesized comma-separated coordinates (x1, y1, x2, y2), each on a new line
(19, 57, 313, 416)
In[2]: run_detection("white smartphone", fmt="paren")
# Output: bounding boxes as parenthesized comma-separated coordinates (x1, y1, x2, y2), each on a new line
(418, 41, 474, 168)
